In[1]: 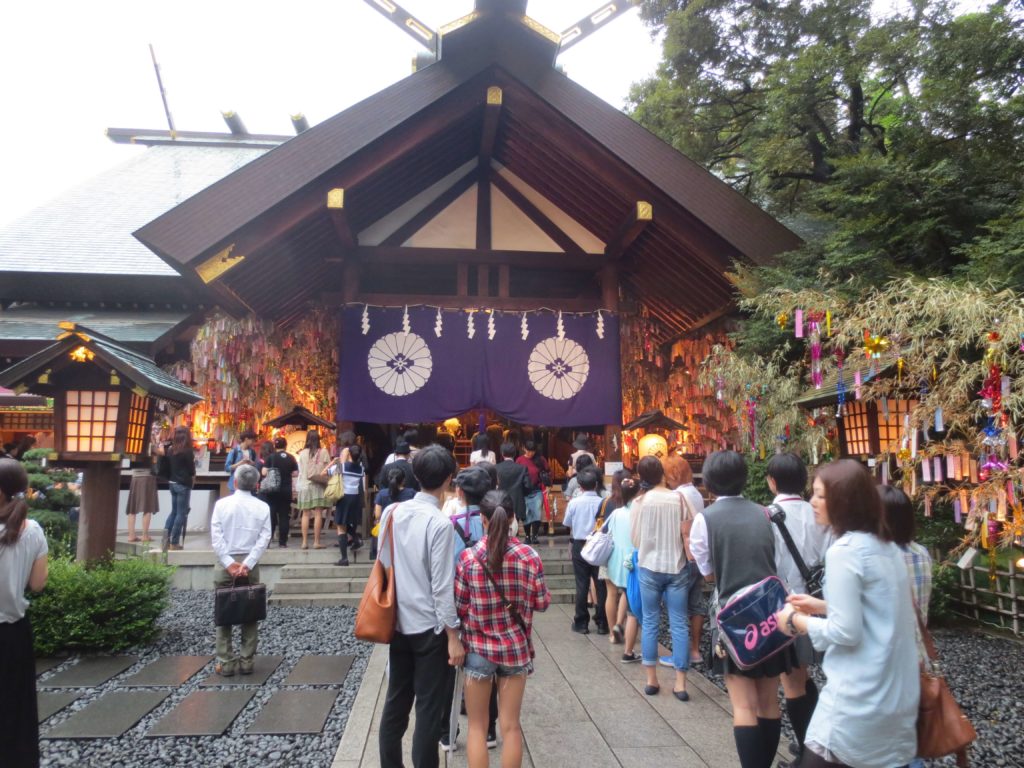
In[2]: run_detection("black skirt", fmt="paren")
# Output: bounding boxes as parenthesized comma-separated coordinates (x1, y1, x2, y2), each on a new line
(0, 616, 40, 767)
(709, 632, 799, 678)
(334, 494, 363, 528)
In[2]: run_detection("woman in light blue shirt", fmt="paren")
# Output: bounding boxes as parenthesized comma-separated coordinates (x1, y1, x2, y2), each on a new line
(776, 460, 919, 768)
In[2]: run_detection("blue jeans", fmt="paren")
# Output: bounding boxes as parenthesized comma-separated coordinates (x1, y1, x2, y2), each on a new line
(166, 481, 191, 545)
(639, 566, 690, 670)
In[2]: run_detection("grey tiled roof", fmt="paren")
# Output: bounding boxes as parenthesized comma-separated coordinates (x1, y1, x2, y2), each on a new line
(0, 144, 270, 276)
(0, 308, 192, 344)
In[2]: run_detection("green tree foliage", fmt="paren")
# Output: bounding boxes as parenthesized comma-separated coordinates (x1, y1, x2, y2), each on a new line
(629, 0, 1024, 288)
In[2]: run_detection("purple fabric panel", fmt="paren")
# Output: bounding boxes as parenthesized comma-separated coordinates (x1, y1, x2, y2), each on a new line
(338, 306, 621, 426)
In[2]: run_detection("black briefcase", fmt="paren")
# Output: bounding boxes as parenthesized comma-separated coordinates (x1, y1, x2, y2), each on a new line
(214, 578, 267, 627)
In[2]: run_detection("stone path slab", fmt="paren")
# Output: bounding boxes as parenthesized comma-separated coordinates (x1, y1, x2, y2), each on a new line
(37, 692, 80, 723)
(146, 690, 256, 737)
(41, 656, 137, 688)
(35, 658, 62, 676)
(284, 654, 354, 686)
(122, 655, 212, 687)
(199, 655, 284, 686)
(247, 690, 338, 734)
(43, 690, 169, 739)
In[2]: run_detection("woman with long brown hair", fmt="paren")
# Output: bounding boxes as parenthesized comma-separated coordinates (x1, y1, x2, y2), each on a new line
(0, 458, 49, 767)
(775, 460, 918, 768)
(296, 430, 331, 549)
(454, 490, 551, 768)
(162, 426, 196, 551)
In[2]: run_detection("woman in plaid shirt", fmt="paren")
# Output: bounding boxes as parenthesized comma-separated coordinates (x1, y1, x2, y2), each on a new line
(454, 489, 551, 768)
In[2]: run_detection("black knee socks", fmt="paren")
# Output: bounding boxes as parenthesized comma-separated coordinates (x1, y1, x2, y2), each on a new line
(757, 717, 782, 767)
(786, 694, 814, 750)
(734, 726, 763, 768)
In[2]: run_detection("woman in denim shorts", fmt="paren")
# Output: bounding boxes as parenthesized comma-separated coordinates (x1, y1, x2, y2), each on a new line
(454, 490, 552, 768)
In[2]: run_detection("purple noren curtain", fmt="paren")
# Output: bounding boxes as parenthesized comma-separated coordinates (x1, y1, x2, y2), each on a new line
(338, 306, 620, 427)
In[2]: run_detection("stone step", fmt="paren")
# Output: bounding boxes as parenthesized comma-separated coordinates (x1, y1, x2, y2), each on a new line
(269, 587, 576, 608)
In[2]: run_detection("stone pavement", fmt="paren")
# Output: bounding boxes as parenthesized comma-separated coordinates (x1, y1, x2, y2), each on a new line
(333, 603, 786, 768)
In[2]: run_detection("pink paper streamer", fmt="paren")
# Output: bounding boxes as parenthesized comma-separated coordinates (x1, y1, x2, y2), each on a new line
(795, 309, 804, 338)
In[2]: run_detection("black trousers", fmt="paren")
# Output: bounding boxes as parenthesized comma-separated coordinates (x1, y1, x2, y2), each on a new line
(0, 617, 39, 768)
(570, 539, 608, 630)
(265, 495, 291, 546)
(379, 629, 449, 768)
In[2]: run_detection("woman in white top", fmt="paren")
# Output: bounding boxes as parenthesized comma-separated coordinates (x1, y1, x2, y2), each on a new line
(0, 458, 49, 766)
(468, 433, 496, 466)
(776, 460, 919, 768)
(630, 456, 692, 700)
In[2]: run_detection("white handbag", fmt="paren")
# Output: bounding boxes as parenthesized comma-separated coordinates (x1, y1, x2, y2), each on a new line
(581, 529, 614, 566)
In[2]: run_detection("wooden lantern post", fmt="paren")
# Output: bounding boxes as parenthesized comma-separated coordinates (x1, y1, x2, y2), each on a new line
(0, 324, 202, 562)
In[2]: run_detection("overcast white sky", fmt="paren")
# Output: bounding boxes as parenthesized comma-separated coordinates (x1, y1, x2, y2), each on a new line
(0, 1, 664, 227)
(0, 0, 990, 229)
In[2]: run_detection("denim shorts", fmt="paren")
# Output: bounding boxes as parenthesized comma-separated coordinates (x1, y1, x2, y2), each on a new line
(463, 652, 533, 681)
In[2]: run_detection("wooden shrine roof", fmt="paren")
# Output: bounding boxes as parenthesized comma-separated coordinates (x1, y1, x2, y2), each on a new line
(134, 9, 802, 343)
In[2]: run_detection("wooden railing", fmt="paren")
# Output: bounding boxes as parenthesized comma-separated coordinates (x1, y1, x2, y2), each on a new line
(952, 557, 1023, 636)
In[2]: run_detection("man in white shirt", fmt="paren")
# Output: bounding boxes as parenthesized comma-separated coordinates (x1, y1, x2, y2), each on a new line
(211, 464, 271, 677)
(378, 445, 465, 768)
(563, 468, 608, 635)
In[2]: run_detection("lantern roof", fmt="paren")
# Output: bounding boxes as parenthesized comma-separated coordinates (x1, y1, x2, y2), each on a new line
(0, 323, 202, 406)
(263, 405, 337, 430)
(793, 362, 893, 409)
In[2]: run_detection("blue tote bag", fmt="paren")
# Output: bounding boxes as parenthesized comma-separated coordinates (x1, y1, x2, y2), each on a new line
(626, 550, 642, 622)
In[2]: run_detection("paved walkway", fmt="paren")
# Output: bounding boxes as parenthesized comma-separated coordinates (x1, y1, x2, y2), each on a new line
(333, 603, 782, 768)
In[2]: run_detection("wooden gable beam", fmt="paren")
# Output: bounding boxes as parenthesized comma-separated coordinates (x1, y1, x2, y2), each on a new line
(489, 170, 586, 256)
(326, 188, 357, 249)
(559, 3, 635, 54)
(605, 201, 652, 262)
(480, 86, 503, 162)
(379, 167, 478, 247)
(186, 82, 486, 275)
(352, 245, 602, 271)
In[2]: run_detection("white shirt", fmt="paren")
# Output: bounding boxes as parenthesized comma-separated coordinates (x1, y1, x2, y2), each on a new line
(211, 490, 272, 571)
(469, 449, 496, 465)
(0, 519, 47, 623)
(805, 531, 919, 768)
(674, 483, 704, 520)
(769, 493, 832, 594)
(630, 488, 687, 574)
(379, 491, 459, 634)
(687, 495, 746, 578)
(562, 491, 604, 541)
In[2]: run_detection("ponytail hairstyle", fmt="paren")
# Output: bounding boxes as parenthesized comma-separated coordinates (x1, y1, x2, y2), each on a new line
(0, 458, 30, 546)
(348, 443, 362, 464)
(171, 426, 192, 456)
(480, 489, 513, 573)
(386, 467, 406, 502)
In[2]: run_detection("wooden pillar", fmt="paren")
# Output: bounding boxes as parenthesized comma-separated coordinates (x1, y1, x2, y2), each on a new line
(600, 262, 623, 463)
(76, 461, 121, 562)
(338, 259, 359, 438)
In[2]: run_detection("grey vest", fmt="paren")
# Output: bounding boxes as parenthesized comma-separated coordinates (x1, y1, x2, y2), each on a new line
(703, 497, 777, 604)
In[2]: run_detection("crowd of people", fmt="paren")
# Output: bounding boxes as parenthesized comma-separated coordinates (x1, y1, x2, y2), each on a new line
(0, 417, 940, 768)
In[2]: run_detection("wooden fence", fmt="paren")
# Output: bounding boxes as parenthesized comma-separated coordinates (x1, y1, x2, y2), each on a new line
(952, 557, 1023, 636)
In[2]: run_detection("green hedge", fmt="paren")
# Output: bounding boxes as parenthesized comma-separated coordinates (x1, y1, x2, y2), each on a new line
(28, 509, 76, 558)
(28, 557, 175, 656)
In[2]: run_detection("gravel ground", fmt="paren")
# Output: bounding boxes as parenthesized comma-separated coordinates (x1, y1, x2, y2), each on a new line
(661, 618, 1024, 767)
(38, 590, 371, 768)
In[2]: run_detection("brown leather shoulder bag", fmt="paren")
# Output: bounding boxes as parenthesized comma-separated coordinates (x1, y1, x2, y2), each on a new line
(355, 509, 397, 643)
